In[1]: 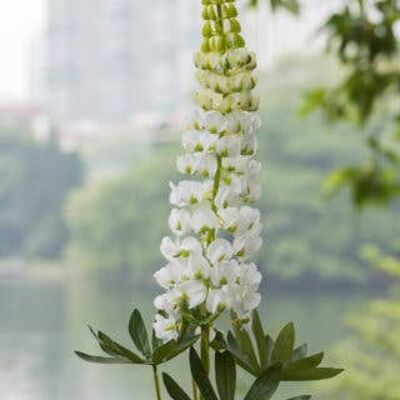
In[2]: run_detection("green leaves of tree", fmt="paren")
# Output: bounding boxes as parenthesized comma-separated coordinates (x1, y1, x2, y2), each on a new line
(75, 309, 199, 367)
(300, 0, 400, 209)
(248, 0, 300, 15)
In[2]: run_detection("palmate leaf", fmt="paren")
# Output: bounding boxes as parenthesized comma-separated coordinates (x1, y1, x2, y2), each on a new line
(152, 334, 200, 364)
(97, 331, 145, 363)
(215, 351, 236, 400)
(163, 373, 191, 400)
(243, 364, 282, 400)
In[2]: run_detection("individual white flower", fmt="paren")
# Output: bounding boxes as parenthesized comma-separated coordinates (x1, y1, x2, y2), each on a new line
(206, 287, 232, 313)
(232, 286, 261, 317)
(154, 261, 186, 289)
(168, 209, 191, 237)
(236, 206, 262, 236)
(154, 293, 176, 313)
(207, 238, 234, 264)
(196, 154, 218, 177)
(222, 156, 250, 174)
(169, 180, 213, 207)
(219, 207, 241, 233)
(201, 111, 225, 133)
(210, 259, 240, 287)
(240, 133, 257, 155)
(154, 314, 179, 342)
(182, 131, 217, 153)
(175, 280, 208, 309)
(191, 204, 218, 233)
(187, 254, 211, 280)
(215, 185, 240, 209)
(177, 154, 199, 175)
(233, 234, 262, 260)
(160, 236, 203, 261)
(238, 263, 262, 287)
(216, 136, 241, 157)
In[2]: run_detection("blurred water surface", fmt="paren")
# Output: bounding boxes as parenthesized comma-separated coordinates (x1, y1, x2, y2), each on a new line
(0, 275, 363, 400)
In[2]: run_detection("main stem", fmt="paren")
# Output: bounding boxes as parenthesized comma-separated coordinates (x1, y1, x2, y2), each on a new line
(201, 325, 210, 375)
(152, 365, 162, 400)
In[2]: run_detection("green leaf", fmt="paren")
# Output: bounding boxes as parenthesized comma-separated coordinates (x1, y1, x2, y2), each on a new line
(153, 334, 200, 365)
(210, 330, 227, 352)
(215, 351, 236, 400)
(252, 310, 268, 369)
(97, 331, 145, 364)
(75, 351, 131, 364)
(265, 335, 275, 366)
(283, 367, 344, 381)
(129, 309, 151, 358)
(152, 329, 163, 352)
(189, 348, 219, 400)
(244, 364, 282, 400)
(227, 331, 258, 376)
(162, 373, 191, 400)
(233, 325, 260, 373)
(272, 323, 295, 364)
(286, 396, 312, 400)
(291, 344, 308, 362)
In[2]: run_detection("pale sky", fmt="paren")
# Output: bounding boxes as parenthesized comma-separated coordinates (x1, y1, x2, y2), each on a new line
(0, 0, 46, 102)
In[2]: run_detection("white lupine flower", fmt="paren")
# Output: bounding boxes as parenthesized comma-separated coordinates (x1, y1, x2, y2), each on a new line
(202, 111, 225, 133)
(207, 238, 234, 264)
(216, 136, 241, 157)
(219, 207, 241, 233)
(210, 259, 239, 287)
(191, 204, 218, 233)
(233, 234, 263, 260)
(187, 254, 211, 280)
(206, 287, 232, 313)
(154, 261, 186, 289)
(154, 293, 176, 313)
(154, 314, 179, 342)
(168, 209, 191, 236)
(239, 263, 262, 287)
(160, 236, 202, 261)
(215, 185, 241, 209)
(169, 180, 213, 207)
(182, 131, 217, 153)
(174, 280, 208, 309)
(241, 133, 257, 155)
(154, 2, 264, 338)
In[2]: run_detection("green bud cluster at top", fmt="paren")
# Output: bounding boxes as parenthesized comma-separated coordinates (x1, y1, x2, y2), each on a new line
(195, 0, 259, 113)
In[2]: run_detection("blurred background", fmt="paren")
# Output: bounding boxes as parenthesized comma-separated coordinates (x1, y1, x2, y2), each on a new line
(0, 0, 399, 399)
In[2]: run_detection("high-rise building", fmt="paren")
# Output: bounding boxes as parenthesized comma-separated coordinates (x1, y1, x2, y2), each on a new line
(43, 0, 343, 126)
(47, 0, 201, 125)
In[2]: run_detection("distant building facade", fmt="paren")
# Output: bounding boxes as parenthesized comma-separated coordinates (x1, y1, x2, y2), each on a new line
(46, 0, 200, 125)
(41, 0, 343, 126)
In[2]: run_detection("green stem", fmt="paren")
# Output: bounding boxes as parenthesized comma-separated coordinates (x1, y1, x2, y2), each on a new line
(152, 365, 162, 400)
(201, 325, 210, 375)
(192, 377, 199, 400)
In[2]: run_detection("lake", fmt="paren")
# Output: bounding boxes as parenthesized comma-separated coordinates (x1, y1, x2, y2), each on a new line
(0, 276, 367, 399)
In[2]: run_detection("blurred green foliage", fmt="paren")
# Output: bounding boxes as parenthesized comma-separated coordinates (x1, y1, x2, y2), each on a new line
(323, 242, 400, 399)
(248, 0, 300, 15)
(253, 0, 400, 209)
(302, 0, 400, 208)
(0, 127, 83, 259)
(66, 57, 398, 282)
